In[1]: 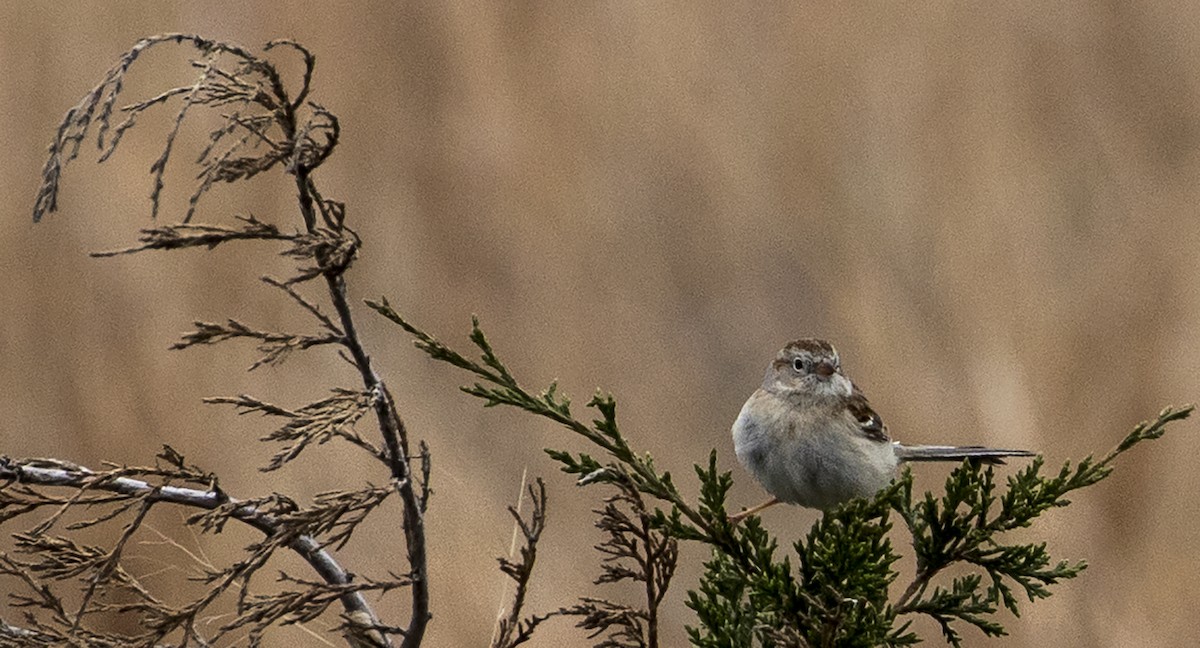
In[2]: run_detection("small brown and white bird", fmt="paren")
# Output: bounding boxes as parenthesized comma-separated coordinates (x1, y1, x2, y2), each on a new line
(730, 339, 1033, 521)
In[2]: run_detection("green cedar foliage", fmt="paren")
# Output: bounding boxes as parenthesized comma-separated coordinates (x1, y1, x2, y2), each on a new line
(368, 300, 1191, 647)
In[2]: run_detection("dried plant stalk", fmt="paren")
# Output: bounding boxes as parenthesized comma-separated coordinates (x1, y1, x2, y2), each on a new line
(26, 33, 428, 647)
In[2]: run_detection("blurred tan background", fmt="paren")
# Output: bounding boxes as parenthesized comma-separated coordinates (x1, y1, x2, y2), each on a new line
(3, 2, 1199, 646)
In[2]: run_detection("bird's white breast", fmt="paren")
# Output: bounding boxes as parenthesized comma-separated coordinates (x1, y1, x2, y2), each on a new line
(732, 390, 899, 510)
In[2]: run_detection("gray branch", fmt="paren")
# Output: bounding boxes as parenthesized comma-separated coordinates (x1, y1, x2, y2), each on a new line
(0, 458, 391, 648)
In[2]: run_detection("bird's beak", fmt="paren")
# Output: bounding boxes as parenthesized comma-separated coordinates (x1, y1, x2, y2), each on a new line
(815, 361, 836, 378)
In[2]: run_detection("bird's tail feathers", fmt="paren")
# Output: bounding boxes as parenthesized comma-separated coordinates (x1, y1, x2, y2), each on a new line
(894, 444, 1034, 465)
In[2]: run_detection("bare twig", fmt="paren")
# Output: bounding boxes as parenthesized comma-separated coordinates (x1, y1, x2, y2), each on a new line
(263, 276, 344, 336)
(90, 215, 295, 257)
(204, 390, 384, 469)
(323, 275, 430, 648)
(560, 470, 677, 648)
(492, 478, 555, 648)
(173, 318, 343, 371)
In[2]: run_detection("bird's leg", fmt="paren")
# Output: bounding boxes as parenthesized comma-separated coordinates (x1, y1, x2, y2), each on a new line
(728, 497, 780, 524)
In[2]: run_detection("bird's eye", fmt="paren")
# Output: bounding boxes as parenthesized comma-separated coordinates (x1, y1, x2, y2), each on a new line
(792, 357, 805, 373)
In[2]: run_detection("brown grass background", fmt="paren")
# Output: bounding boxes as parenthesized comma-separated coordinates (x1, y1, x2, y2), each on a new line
(3, 2, 1200, 646)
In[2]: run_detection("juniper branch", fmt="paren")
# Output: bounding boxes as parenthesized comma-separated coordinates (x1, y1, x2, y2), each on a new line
(372, 306, 1193, 647)
(366, 304, 736, 549)
(893, 406, 1194, 642)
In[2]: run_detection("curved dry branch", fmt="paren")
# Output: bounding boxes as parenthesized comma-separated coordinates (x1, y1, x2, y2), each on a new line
(32, 33, 329, 224)
(0, 457, 393, 647)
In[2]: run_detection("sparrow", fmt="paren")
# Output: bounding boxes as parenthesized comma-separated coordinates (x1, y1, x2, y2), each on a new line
(729, 339, 1033, 521)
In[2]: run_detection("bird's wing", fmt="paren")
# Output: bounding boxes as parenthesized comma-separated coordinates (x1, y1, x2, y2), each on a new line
(846, 385, 890, 443)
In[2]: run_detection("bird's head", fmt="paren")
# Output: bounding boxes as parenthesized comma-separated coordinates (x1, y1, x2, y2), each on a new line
(763, 338, 853, 401)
